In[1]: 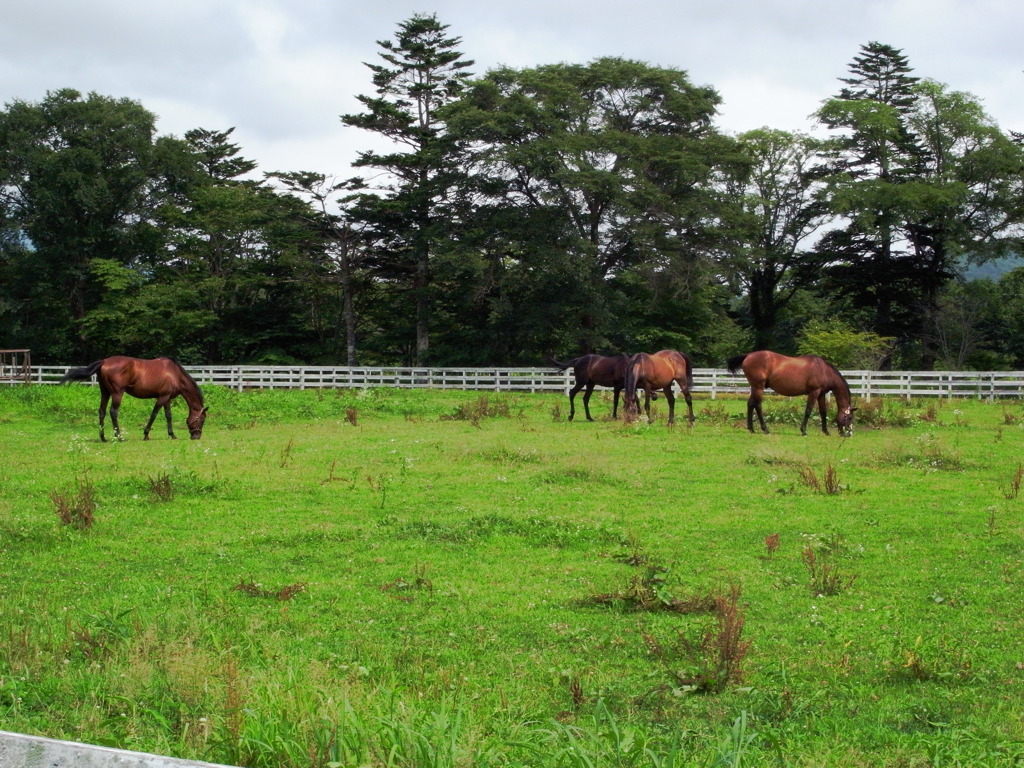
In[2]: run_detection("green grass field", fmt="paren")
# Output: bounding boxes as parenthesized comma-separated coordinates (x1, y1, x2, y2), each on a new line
(1, 384, 1023, 767)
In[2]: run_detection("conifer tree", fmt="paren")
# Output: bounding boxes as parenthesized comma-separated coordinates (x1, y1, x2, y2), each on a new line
(341, 14, 473, 364)
(816, 42, 926, 353)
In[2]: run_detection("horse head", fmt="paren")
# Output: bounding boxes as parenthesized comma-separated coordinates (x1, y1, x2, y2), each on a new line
(187, 407, 209, 439)
(836, 406, 856, 437)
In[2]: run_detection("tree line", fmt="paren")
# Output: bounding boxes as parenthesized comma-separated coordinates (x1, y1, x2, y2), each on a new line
(2, 15, 1023, 368)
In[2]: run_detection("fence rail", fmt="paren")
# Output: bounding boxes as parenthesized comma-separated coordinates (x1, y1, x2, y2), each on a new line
(11, 365, 1024, 400)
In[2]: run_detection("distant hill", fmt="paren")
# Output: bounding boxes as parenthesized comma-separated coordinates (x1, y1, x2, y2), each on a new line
(958, 253, 1024, 281)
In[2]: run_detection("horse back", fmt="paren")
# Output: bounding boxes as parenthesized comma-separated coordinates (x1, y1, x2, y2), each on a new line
(754, 351, 835, 396)
(99, 356, 188, 398)
(649, 350, 691, 386)
(590, 353, 630, 385)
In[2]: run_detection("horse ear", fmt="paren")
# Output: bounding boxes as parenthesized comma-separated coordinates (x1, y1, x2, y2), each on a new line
(202, 407, 210, 415)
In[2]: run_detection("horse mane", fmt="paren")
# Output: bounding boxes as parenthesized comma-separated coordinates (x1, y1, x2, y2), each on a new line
(821, 358, 851, 399)
(166, 357, 205, 406)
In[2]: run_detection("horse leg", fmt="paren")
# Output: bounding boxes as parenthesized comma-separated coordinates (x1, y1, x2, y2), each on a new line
(664, 387, 676, 425)
(748, 388, 768, 433)
(582, 383, 596, 422)
(817, 393, 830, 435)
(98, 390, 110, 442)
(612, 386, 622, 419)
(567, 382, 583, 421)
(679, 380, 695, 426)
(143, 401, 162, 440)
(800, 393, 817, 436)
(109, 393, 125, 441)
(164, 403, 176, 439)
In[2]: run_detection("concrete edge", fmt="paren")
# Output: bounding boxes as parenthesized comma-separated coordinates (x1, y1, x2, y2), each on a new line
(0, 730, 237, 768)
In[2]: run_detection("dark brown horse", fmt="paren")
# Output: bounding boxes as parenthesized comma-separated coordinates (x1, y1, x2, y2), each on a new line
(622, 350, 695, 425)
(549, 354, 632, 421)
(727, 350, 854, 436)
(60, 356, 208, 441)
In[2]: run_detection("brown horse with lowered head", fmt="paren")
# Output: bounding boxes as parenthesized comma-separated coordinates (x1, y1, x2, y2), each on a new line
(622, 350, 695, 425)
(60, 356, 208, 441)
(549, 354, 632, 421)
(728, 350, 854, 436)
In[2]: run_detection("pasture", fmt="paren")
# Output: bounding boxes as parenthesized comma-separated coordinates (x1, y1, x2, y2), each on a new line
(1, 384, 1023, 767)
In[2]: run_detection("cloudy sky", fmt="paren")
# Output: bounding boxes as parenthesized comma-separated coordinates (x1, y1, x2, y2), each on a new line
(2, 0, 1021, 178)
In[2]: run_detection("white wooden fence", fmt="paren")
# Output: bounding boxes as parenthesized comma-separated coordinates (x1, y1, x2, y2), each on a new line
(11, 364, 1024, 400)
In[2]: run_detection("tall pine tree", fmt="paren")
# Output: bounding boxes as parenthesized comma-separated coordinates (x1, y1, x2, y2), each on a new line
(341, 14, 473, 365)
(816, 42, 924, 352)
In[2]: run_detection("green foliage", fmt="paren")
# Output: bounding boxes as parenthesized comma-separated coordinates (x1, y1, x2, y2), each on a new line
(4, 38, 1024, 366)
(445, 55, 742, 356)
(797, 318, 894, 369)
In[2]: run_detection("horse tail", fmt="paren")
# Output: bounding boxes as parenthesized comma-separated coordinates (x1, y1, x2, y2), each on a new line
(59, 360, 104, 384)
(547, 356, 577, 371)
(682, 351, 694, 391)
(726, 354, 748, 376)
(623, 354, 643, 411)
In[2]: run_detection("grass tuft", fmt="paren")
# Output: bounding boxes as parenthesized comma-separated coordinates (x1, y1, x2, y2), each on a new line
(50, 475, 97, 529)
(148, 472, 175, 502)
(642, 583, 752, 693)
(231, 580, 307, 601)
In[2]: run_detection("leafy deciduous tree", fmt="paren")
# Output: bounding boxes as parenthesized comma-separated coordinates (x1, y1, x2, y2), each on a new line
(446, 56, 743, 355)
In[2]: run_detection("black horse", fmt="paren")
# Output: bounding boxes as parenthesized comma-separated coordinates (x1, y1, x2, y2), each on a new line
(549, 354, 632, 421)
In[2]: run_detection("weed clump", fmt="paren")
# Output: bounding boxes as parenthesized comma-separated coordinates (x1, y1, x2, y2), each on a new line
(50, 476, 97, 529)
(1003, 462, 1023, 500)
(642, 583, 752, 693)
(148, 472, 175, 502)
(380, 564, 433, 600)
(583, 565, 717, 614)
(802, 546, 857, 596)
(441, 396, 512, 426)
(874, 434, 965, 471)
(232, 580, 306, 601)
(70, 608, 135, 660)
(853, 398, 917, 428)
(797, 463, 846, 494)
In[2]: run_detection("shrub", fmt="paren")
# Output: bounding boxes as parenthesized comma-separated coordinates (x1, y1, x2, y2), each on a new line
(798, 318, 894, 369)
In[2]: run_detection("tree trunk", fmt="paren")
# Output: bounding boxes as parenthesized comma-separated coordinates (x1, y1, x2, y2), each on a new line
(414, 247, 430, 366)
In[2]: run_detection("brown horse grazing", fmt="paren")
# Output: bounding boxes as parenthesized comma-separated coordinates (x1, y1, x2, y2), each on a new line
(59, 356, 208, 441)
(622, 350, 695, 425)
(727, 350, 855, 437)
(549, 354, 632, 421)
